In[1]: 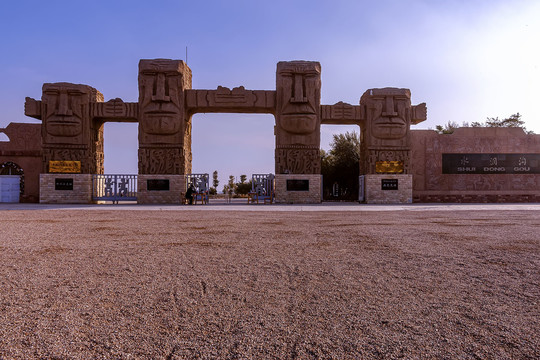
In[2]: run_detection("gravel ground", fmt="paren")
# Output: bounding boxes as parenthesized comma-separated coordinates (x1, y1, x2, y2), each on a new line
(0, 209, 538, 359)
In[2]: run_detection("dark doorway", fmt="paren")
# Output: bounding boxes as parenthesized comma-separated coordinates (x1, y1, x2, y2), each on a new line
(321, 128, 360, 201)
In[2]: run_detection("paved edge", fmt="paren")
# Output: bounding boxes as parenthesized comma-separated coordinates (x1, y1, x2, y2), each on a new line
(1, 203, 540, 212)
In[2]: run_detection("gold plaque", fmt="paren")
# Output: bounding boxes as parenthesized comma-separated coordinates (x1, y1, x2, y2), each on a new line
(376, 161, 404, 174)
(49, 161, 81, 173)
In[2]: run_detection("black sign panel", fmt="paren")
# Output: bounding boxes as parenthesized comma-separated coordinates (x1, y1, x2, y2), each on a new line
(147, 179, 170, 191)
(442, 154, 540, 174)
(55, 178, 73, 191)
(381, 179, 398, 190)
(286, 179, 309, 191)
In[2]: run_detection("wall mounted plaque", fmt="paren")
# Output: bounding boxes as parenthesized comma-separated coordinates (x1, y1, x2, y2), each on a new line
(286, 179, 310, 191)
(55, 178, 74, 190)
(376, 161, 404, 173)
(147, 179, 170, 191)
(381, 179, 398, 190)
(442, 154, 540, 174)
(49, 161, 81, 173)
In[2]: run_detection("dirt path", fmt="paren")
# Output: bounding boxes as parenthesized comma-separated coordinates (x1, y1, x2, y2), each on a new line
(0, 210, 538, 359)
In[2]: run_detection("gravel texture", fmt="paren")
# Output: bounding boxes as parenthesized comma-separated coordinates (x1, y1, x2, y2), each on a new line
(0, 209, 538, 359)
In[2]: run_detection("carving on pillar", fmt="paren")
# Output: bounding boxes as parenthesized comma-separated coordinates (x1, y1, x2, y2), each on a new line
(275, 61, 321, 174)
(25, 82, 104, 174)
(138, 59, 192, 174)
(211, 86, 255, 105)
(360, 88, 427, 174)
(367, 150, 411, 174)
(275, 146, 321, 174)
(138, 147, 185, 175)
(42, 147, 92, 173)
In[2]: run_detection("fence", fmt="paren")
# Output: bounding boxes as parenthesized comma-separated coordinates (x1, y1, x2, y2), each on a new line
(92, 174, 137, 203)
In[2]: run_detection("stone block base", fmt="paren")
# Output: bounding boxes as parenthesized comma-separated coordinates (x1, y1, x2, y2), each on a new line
(362, 174, 412, 204)
(137, 175, 186, 204)
(40, 174, 93, 204)
(275, 174, 322, 204)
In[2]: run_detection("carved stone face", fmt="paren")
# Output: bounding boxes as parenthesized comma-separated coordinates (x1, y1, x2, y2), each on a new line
(42, 83, 91, 138)
(364, 89, 411, 140)
(139, 60, 184, 136)
(276, 61, 321, 135)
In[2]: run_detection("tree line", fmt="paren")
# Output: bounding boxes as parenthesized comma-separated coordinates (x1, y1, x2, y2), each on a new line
(208, 171, 252, 196)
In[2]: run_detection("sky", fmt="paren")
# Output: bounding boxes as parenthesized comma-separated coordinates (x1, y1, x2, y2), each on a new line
(0, 0, 539, 187)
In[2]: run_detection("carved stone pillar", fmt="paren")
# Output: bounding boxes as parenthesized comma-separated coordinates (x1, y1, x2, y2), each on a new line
(25, 82, 104, 174)
(359, 88, 426, 175)
(275, 61, 321, 174)
(138, 59, 192, 175)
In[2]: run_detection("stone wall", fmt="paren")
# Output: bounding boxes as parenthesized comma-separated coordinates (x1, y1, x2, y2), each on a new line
(40, 174, 93, 204)
(0, 123, 42, 202)
(274, 174, 322, 204)
(362, 174, 412, 204)
(411, 128, 540, 203)
(137, 175, 186, 204)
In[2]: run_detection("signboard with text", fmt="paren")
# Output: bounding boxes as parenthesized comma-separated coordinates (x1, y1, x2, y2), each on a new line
(286, 179, 310, 191)
(442, 154, 540, 174)
(376, 161, 404, 174)
(381, 179, 398, 190)
(55, 178, 74, 191)
(147, 179, 170, 191)
(49, 161, 81, 174)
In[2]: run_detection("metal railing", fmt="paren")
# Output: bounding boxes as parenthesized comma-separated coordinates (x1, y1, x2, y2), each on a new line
(92, 174, 137, 202)
(248, 173, 275, 204)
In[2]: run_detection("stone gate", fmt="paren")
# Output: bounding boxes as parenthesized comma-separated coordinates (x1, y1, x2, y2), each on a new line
(18, 58, 429, 204)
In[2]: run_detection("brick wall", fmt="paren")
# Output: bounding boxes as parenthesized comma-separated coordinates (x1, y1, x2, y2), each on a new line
(363, 174, 412, 204)
(410, 128, 540, 203)
(137, 175, 186, 204)
(40, 174, 93, 204)
(275, 174, 322, 204)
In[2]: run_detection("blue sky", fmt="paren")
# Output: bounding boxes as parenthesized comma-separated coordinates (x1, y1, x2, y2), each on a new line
(1, 0, 539, 186)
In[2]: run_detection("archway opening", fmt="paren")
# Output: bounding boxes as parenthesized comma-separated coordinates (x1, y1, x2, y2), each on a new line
(103, 122, 139, 174)
(320, 124, 361, 201)
(191, 113, 275, 196)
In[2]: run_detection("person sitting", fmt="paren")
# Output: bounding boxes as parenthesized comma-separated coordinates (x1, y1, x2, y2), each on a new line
(185, 185, 195, 205)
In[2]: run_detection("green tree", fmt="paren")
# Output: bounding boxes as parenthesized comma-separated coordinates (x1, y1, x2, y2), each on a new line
(228, 175, 235, 196)
(480, 113, 532, 133)
(321, 131, 361, 201)
(235, 180, 252, 195)
(212, 170, 219, 189)
(435, 113, 533, 134)
(435, 121, 460, 134)
(209, 170, 219, 195)
(234, 174, 250, 195)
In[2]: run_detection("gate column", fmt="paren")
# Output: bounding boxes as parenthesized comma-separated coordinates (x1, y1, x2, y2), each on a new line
(359, 88, 427, 204)
(274, 61, 322, 203)
(137, 59, 192, 204)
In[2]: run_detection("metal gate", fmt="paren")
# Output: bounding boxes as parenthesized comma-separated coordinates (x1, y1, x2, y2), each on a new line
(0, 175, 21, 203)
(92, 175, 137, 203)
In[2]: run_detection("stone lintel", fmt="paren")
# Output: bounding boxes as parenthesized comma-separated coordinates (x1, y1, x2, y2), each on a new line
(185, 88, 276, 115)
(91, 99, 138, 122)
(320, 102, 364, 125)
